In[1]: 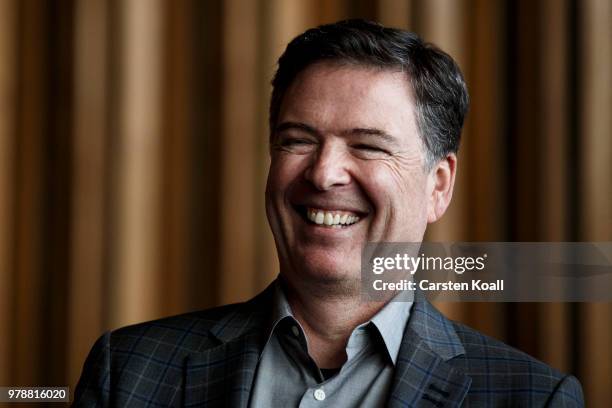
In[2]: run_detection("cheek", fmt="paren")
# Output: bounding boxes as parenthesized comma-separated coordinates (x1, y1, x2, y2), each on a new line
(363, 161, 425, 199)
(360, 162, 430, 220)
(268, 154, 305, 192)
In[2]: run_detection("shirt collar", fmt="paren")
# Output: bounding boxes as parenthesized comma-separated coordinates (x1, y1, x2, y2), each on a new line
(271, 279, 294, 323)
(267, 279, 413, 365)
(367, 291, 413, 365)
(261, 280, 298, 343)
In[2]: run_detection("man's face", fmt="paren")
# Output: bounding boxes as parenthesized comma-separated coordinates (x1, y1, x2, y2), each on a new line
(266, 62, 438, 293)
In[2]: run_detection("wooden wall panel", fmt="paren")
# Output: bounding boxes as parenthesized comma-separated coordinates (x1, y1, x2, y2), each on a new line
(110, 0, 164, 328)
(44, 0, 75, 384)
(579, 0, 612, 404)
(580, 1, 612, 241)
(316, 0, 350, 24)
(13, 0, 47, 386)
(457, 0, 507, 339)
(465, 0, 507, 242)
(187, 0, 223, 311)
(68, 0, 108, 387)
(377, 0, 411, 28)
(219, 0, 260, 304)
(0, 0, 17, 385)
(538, 0, 571, 373)
(160, 0, 192, 317)
(540, 0, 570, 241)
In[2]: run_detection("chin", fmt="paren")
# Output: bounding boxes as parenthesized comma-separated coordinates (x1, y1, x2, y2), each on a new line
(295, 253, 361, 283)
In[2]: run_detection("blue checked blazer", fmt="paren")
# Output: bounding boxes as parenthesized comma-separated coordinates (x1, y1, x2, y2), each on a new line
(74, 284, 584, 407)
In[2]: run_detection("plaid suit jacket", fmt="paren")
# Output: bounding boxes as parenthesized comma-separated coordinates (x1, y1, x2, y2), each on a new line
(74, 284, 584, 407)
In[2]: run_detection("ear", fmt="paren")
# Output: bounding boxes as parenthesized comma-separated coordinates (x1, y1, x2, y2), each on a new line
(427, 153, 457, 223)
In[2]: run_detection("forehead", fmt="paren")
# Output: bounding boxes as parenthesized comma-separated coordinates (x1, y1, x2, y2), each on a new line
(278, 62, 419, 141)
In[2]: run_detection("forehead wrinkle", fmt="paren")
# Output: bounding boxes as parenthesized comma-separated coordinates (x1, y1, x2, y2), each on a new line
(277, 65, 419, 148)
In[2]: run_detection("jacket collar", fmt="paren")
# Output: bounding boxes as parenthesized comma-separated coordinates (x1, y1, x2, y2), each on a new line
(183, 284, 274, 407)
(208, 283, 275, 343)
(184, 285, 471, 407)
(387, 290, 471, 407)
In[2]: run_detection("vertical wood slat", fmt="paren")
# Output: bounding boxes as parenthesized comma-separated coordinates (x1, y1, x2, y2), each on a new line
(44, 0, 75, 385)
(466, 0, 507, 242)
(510, 0, 541, 241)
(316, 0, 350, 24)
(580, 1, 612, 240)
(580, 0, 612, 404)
(377, 0, 411, 28)
(502, 0, 542, 358)
(188, 0, 223, 310)
(220, 0, 259, 304)
(14, 0, 47, 386)
(160, 0, 191, 316)
(111, 0, 164, 328)
(0, 0, 17, 385)
(540, 0, 570, 240)
(68, 0, 108, 387)
(458, 0, 507, 339)
(538, 0, 570, 373)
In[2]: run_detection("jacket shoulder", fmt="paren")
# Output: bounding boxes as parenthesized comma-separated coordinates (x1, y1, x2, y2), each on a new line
(451, 320, 561, 375)
(73, 301, 253, 407)
(450, 320, 584, 406)
(110, 301, 246, 356)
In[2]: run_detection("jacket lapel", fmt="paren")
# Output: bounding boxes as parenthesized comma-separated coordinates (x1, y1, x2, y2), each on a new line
(184, 332, 262, 407)
(183, 286, 274, 407)
(388, 295, 471, 407)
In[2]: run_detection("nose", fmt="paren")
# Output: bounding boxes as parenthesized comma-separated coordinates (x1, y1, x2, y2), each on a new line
(303, 143, 351, 191)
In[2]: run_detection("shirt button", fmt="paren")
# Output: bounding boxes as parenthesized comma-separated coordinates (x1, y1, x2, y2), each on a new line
(291, 325, 300, 337)
(314, 388, 326, 401)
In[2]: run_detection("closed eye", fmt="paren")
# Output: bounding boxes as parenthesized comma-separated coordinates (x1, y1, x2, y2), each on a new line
(282, 138, 314, 146)
(352, 144, 389, 154)
(272, 136, 318, 153)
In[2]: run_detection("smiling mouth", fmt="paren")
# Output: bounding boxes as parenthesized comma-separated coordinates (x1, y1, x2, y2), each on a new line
(294, 206, 364, 228)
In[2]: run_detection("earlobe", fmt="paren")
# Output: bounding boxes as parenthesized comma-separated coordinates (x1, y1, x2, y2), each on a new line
(427, 154, 457, 223)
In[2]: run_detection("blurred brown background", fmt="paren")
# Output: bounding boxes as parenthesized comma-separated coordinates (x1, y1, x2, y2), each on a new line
(0, 0, 610, 405)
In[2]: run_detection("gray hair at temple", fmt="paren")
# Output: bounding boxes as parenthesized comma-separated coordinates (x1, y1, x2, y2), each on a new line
(269, 19, 469, 170)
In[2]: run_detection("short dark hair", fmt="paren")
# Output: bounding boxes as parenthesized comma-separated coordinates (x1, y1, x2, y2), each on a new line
(270, 19, 469, 168)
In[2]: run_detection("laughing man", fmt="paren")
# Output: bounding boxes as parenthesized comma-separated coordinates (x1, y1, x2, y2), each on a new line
(74, 19, 584, 407)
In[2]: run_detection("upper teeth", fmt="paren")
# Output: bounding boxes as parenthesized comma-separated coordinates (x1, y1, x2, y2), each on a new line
(306, 208, 360, 226)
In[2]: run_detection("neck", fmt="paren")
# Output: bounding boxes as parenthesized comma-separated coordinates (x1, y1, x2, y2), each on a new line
(280, 276, 387, 368)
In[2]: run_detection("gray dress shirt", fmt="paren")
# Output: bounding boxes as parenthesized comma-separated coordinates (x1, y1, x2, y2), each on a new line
(248, 282, 413, 407)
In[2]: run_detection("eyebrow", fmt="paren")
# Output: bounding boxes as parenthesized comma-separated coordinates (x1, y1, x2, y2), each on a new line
(275, 121, 397, 143)
(275, 121, 321, 137)
(340, 127, 397, 143)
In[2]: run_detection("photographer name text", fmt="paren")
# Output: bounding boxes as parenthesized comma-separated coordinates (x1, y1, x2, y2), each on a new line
(372, 279, 504, 292)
